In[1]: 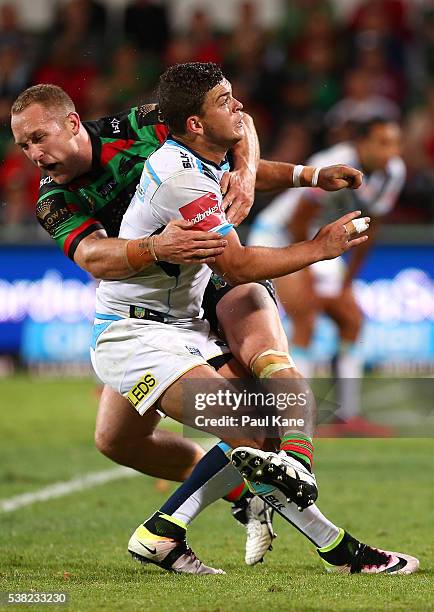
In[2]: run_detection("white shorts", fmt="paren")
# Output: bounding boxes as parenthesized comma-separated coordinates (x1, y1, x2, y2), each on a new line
(91, 317, 230, 415)
(247, 221, 346, 298)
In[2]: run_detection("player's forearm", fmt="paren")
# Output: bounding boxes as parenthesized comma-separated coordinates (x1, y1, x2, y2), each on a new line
(232, 113, 259, 175)
(74, 237, 154, 280)
(255, 160, 316, 191)
(213, 241, 323, 285)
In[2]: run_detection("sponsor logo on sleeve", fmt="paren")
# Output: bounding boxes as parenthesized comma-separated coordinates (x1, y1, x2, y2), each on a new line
(127, 372, 157, 409)
(36, 198, 73, 236)
(110, 117, 121, 134)
(179, 192, 225, 232)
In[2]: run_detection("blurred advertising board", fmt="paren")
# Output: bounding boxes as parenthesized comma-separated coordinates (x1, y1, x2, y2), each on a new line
(0, 246, 94, 364)
(0, 244, 433, 368)
(296, 245, 434, 369)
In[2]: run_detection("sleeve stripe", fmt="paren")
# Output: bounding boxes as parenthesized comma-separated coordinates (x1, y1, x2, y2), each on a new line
(63, 219, 103, 259)
(101, 139, 135, 165)
(155, 124, 169, 143)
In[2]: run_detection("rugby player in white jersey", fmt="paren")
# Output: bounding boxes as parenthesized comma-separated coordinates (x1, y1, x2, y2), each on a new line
(91, 63, 418, 575)
(249, 119, 405, 436)
(11, 82, 366, 567)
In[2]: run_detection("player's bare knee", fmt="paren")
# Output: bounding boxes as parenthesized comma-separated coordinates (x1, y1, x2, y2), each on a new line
(94, 426, 123, 461)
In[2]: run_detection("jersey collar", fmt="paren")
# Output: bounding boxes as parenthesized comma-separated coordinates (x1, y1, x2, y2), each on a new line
(167, 135, 228, 171)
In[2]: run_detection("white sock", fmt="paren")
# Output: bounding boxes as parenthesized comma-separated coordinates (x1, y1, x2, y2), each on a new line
(291, 346, 314, 379)
(173, 463, 243, 525)
(173, 462, 340, 549)
(260, 488, 339, 548)
(335, 341, 362, 420)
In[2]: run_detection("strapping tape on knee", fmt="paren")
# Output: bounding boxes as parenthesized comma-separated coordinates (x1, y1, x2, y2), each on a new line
(251, 349, 296, 379)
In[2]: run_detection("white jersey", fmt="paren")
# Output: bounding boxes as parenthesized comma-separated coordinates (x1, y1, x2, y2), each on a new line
(95, 138, 231, 320)
(249, 142, 406, 245)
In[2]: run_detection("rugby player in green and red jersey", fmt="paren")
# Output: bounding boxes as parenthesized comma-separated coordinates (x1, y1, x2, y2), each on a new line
(11, 83, 364, 567)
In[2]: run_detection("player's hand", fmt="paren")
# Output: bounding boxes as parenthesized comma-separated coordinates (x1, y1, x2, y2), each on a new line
(313, 211, 370, 260)
(154, 219, 228, 264)
(317, 165, 363, 191)
(221, 168, 256, 226)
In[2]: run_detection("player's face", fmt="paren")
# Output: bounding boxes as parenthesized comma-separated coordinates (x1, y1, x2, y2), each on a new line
(200, 79, 245, 148)
(360, 123, 402, 171)
(11, 103, 82, 184)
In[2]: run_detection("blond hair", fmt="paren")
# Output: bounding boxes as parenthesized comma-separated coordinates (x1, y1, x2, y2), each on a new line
(11, 84, 75, 115)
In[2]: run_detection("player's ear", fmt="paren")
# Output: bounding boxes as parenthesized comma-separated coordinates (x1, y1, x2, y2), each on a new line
(186, 115, 203, 136)
(66, 111, 81, 135)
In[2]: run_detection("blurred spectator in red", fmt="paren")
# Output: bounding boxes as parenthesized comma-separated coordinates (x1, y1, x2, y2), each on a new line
(164, 35, 195, 66)
(0, 141, 39, 226)
(347, 0, 411, 73)
(186, 8, 222, 64)
(349, 0, 410, 41)
(124, 0, 169, 55)
(325, 68, 401, 142)
(355, 43, 406, 104)
(33, 40, 98, 114)
(404, 84, 434, 173)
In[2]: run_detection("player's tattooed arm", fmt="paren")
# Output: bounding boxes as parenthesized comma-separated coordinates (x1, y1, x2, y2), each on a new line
(73, 221, 227, 280)
(221, 112, 259, 226)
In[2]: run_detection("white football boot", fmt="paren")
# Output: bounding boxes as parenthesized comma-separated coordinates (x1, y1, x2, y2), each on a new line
(231, 447, 317, 510)
(128, 525, 225, 575)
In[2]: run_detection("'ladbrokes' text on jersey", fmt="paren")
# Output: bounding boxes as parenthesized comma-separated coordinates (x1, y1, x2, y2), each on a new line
(96, 138, 231, 320)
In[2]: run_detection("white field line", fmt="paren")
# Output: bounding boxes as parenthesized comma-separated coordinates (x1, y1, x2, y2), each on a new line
(0, 466, 139, 513)
(0, 438, 215, 514)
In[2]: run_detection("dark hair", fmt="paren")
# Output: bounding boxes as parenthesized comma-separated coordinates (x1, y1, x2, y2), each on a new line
(158, 62, 224, 135)
(352, 117, 397, 139)
(11, 84, 75, 115)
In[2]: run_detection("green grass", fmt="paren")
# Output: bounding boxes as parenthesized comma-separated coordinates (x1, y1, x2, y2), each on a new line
(0, 376, 433, 611)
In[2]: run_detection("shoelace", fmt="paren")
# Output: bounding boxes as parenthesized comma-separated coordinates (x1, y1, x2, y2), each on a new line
(350, 543, 391, 573)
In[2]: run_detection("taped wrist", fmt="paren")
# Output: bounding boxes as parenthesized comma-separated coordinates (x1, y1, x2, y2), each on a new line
(126, 237, 157, 272)
(251, 350, 296, 379)
(292, 165, 320, 188)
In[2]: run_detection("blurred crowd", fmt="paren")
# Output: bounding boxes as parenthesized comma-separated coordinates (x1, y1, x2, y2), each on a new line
(1, 0, 434, 228)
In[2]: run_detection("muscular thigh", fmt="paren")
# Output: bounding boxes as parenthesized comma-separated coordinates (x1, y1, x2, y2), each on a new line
(96, 385, 162, 441)
(216, 283, 288, 371)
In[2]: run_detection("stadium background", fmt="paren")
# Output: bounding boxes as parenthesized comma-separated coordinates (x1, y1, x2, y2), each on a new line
(1, 3, 434, 610)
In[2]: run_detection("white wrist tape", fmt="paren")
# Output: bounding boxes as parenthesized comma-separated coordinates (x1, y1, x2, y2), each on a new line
(293, 165, 304, 188)
(311, 167, 321, 188)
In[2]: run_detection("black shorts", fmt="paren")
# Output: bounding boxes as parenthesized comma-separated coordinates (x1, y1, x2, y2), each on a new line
(202, 274, 277, 334)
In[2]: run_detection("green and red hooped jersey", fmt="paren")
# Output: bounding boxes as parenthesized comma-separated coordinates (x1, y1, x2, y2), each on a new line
(36, 105, 169, 260)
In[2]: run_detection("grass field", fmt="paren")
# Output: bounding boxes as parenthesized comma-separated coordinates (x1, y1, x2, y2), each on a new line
(0, 376, 433, 611)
